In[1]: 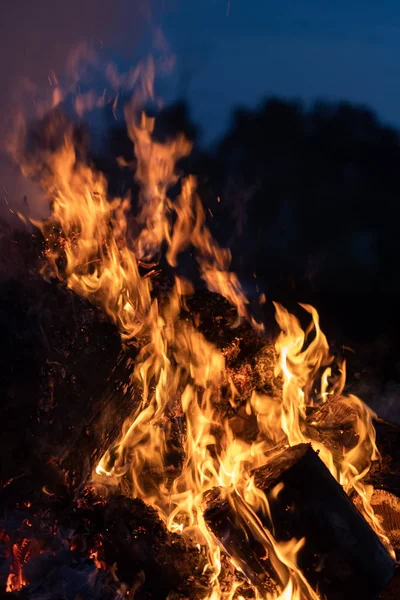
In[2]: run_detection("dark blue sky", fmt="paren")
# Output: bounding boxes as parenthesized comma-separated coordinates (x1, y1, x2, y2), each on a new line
(1, 0, 400, 144)
(158, 0, 400, 141)
(2, 0, 400, 218)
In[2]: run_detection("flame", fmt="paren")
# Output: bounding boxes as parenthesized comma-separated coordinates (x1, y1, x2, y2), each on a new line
(11, 53, 393, 598)
(5, 539, 31, 592)
(268, 303, 392, 550)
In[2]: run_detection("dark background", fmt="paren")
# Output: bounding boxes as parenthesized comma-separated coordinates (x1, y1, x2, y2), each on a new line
(1, 1, 400, 421)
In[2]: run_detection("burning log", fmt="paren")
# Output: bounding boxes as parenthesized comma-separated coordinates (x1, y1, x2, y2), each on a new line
(204, 443, 395, 599)
(183, 289, 278, 396)
(353, 489, 400, 557)
(59, 350, 138, 487)
(204, 486, 297, 598)
(60, 288, 278, 486)
(369, 420, 400, 498)
(305, 399, 400, 500)
(304, 395, 360, 459)
(0, 247, 277, 497)
(0, 272, 125, 498)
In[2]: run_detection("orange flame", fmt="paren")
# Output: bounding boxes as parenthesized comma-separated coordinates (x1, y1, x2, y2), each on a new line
(269, 302, 391, 549)
(11, 53, 393, 598)
(5, 539, 31, 593)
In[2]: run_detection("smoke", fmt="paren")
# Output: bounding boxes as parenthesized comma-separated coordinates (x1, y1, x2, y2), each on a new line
(0, 0, 168, 223)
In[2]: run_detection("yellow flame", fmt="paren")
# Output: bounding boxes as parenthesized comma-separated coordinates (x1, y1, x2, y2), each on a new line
(12, 53, 393, 598)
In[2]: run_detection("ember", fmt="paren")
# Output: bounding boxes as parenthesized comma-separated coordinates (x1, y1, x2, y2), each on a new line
(0, 50, 398, 600)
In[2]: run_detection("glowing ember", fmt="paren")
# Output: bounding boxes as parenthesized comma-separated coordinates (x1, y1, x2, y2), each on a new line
(9, 52, 393, 598)
(5, 539, 31, 593)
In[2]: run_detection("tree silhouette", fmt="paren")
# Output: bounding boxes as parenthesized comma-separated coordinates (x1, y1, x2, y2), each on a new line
(207, 99, 400, 305)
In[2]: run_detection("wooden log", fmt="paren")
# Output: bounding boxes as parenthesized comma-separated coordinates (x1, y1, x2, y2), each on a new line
(0, 223, 277, 495)
(368, 420, 400, 498)
(353, 489, 400, 556)
(0, 272, 137, 507)
(59, 350, 138, 487)
(204, 487, 281, 596)
(204, 485, 318, 599)
(36, 287, 276, 490)
(204, 444, 395, 599)
(304, 396, 360, 462)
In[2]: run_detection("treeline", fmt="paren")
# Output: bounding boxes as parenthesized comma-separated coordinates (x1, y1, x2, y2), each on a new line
(97, 98, 400, 304)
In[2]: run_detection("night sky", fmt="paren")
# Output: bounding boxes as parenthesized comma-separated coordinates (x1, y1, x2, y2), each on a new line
(1, 0, 400, 215)
(161, 1, 400, 141)
(1, 1, 400, 142)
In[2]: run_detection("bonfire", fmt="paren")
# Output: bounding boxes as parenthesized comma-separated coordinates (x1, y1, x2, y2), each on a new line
(0, 52, 398, 600)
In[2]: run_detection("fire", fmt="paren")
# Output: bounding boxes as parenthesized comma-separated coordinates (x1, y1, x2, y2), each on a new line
(10, 52, 393, 598)
(5, 539, 31, 593)
(270, 303, 390, 547)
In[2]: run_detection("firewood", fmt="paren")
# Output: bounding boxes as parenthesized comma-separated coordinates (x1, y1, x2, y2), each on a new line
(55, 288, 277, 488)
(0, 275, 123, 493)
(59, 350, 138, 487)
(204, 443, 395, 599)
(304, 396, 360, 461)
(204, 486, 281, 596)
(354, 489, 400, 556)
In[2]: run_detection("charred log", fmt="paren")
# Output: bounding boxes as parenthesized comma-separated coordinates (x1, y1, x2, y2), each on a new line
(353, 489, 400, 558)
(368, 420, 400, 498)
(204, 443, 395, 599)
(59, 350, 138, 488)
(304, 396, 360, 459)
(204, 486, 296, 598)
(0, 273, 126, 500)
(0, 261, 277, 493)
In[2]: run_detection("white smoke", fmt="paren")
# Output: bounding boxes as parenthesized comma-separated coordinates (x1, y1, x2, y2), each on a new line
(0, 0, 164, 224)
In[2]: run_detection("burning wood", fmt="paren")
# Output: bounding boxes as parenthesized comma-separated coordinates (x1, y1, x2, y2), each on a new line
(354, 490, 400, 552)
(204, 444, 395, 599)
(0, 52, 399, 600)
